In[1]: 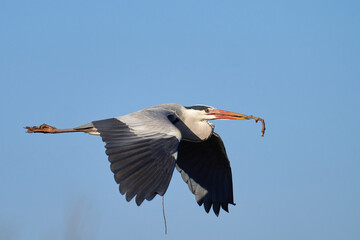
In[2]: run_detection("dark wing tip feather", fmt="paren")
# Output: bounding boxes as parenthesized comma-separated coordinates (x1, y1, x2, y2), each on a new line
(119, 184, 126, 195)
(204, 200, 212, 213)
(213, 202, 220, 216)
(221, 203, 229, 212)
(125, 192, 135, 202)
(135, 195, 145, 206)
(145, 192, 157, 201)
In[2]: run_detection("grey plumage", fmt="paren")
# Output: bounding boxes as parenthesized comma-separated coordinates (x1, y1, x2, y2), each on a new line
(92, 108, 181, 206)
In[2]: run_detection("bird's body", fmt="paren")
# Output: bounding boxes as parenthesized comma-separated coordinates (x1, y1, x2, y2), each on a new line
(26, 103, 265, 216)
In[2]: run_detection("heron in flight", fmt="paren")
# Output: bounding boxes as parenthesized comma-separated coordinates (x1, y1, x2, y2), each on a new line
(26, 103, 265, 216)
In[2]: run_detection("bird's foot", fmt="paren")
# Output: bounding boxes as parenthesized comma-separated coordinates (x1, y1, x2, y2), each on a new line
(25, 124, 57, 133)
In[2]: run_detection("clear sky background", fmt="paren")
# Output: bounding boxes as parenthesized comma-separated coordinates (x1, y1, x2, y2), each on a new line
(1, 1, 359, 239)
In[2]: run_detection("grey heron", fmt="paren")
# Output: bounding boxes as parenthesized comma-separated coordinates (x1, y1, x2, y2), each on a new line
(26, 103, 265, 216)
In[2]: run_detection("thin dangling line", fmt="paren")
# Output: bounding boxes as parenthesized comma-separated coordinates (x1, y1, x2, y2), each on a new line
(162, 195, 167, 234)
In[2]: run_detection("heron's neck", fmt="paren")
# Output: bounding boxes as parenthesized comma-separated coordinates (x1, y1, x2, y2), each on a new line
(176, 109, 214, 141)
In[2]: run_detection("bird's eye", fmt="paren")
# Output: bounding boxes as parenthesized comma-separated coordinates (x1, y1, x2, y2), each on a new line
(205, 108, 210, 113)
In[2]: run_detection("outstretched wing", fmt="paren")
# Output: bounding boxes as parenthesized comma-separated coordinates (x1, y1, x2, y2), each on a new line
(92, 109, 181, 206)
(176, 133, 235, 216)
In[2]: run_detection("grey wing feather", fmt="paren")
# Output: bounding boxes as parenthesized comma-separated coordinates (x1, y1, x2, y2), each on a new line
(176, 133, 235, 216)
(93, 109, 181, 206)
(74, 122, 95, 129)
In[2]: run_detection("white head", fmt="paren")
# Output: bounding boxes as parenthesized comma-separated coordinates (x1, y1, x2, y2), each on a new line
(166, 104, 249, 141)
(184, 105, 250, 121)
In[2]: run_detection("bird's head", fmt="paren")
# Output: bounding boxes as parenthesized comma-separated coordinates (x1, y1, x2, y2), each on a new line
(185, 105, 250, 121)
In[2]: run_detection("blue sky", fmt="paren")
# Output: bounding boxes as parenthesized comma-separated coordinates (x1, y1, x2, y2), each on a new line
(1, 1, 359, 239)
